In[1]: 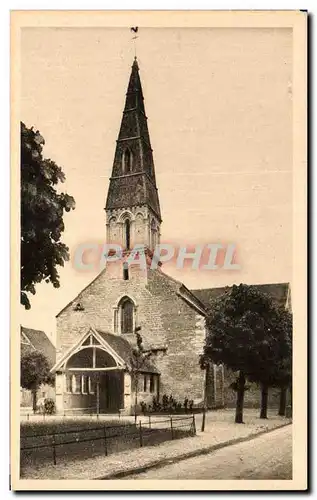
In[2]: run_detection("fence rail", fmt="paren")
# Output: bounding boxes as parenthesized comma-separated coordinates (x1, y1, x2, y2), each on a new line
(21, 408, 124, 420)
(20, 415, 196, 466)
(20, 407, 203, 419)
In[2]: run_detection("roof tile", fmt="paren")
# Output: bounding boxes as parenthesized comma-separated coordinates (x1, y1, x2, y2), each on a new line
(96, 330, 160, 374)
(191, 283, 289, 309)
(21, 327, 56, 367)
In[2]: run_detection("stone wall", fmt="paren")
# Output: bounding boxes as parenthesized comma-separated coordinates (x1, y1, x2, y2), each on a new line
(56, 261, 157, 362)
(223, 368, 290, 409)
(56, 262, 207, 409)
(146, 269, 206, 403)
(20, 384, 55, 408)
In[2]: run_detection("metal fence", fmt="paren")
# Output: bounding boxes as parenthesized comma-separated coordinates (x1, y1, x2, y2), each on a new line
(20, 415, 196, 466)
(21, 407, 124, 420)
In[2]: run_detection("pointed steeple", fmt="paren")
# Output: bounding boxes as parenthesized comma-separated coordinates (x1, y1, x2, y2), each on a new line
(105, 59, 161, 251)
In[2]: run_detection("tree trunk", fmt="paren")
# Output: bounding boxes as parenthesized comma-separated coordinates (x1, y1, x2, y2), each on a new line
(201, 370, 208, 432)
(32, 388, 37, 414)
(278, 386, 287, 416)
(134, 374, 138, 424)
(289, 385, 292, 406)
(235, 371, 246, 423)
(260, 384, 269, 419)
(201, 406, 206, 432)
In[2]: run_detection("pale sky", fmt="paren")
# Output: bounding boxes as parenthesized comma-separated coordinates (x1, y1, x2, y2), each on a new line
(20, 27, 293, 339)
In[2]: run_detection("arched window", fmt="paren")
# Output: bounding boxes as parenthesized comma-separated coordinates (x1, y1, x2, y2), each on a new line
(151, 219, 157, 250)
(122, 148, 132, 174)
(123, 262, 129, 281)
(120, 297, 134, 334)
(124, 219, 131, 250)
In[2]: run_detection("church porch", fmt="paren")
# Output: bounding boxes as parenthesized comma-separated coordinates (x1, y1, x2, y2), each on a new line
(52, 328, 135, 415)
(60, 369, 126, 415)
(52, 327, 161, 416)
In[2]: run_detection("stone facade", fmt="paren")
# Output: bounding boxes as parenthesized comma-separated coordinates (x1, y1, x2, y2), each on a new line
(105, 205, 160, 253)
(52, 57, 290, 416)
(223, 367, 291, 409)
(54, 260, 211, 414)
(52, 58, 218, 415)
(105, 58, 161, 252)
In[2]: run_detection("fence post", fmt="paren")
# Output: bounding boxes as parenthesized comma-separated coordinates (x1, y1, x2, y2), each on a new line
(103, 425, 108, 456)
(139, 421, 143, 447)
(170, 417, 174, 440)
(96, 379, 100, 416)
(201, 406, 206, 432)
(192, 414, 196, 435)
(52, 433, 57, 465)
(27, 413, 29, 421)
(148, 415, 151, 429)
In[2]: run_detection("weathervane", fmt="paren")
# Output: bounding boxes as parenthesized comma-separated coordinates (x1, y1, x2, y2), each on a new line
(130, 27, 139, 59)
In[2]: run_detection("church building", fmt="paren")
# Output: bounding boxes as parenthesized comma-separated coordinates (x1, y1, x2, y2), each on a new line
(51, 58, 290, 415)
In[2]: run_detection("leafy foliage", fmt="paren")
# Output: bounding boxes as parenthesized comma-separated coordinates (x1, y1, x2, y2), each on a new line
(129, 328, 153, 421)
(140, 395, 194, 414)
(202, 284, 291, 379)
(229, 380, 250, 392)
(247, 306, 292, 388)
(201, 284, 292, 422)
(20, 351, 54, 391)
(130, 329, 153, 375)
(21, 122, 75, 309)
(43, 398, 56, 415)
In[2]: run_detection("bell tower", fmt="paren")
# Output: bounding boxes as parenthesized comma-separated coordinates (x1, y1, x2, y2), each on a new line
(105, 58, 161, 252)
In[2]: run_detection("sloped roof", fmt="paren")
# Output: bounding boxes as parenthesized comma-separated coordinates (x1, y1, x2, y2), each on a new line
(151, 268, 207, 316)
(21, 327, 56, 367)
(105, 58, 161, 220)
(56, 264, 208, 322)
(96, 329, 160, 374)
(52, 327, 160, 374)
(191, 283, 289, 309)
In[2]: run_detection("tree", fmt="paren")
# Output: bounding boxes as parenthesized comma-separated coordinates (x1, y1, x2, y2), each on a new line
(276, 353, 292, 416)
(129, 327, 152, 423)
(271, 315, 292, 416)
(21, 122, 75, 309)
(247, 306, 292, 419)
(276, 311, 292, 416)
(21, 351, 54, 413)
(201, 284, 290, 423)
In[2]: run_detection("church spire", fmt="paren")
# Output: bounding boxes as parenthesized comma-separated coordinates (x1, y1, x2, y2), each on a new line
(105, 59, 161, 251)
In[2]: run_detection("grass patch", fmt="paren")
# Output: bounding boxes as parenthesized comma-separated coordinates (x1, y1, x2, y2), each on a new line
(21, 418, 129, 437)
(20, 417, 194, 469)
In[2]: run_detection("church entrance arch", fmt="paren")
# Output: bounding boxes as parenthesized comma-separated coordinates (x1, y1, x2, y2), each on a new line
(65, 339, 124, 414)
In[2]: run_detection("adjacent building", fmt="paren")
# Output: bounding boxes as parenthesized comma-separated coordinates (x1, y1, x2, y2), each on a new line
(20, 327, 56, 407)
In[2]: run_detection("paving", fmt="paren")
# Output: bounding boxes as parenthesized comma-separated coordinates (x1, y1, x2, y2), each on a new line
(126, 425, 292, 480)
(20, 409, 291, 480)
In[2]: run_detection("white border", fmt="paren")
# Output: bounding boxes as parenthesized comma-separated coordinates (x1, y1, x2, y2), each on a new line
(3, 2, 313, 498)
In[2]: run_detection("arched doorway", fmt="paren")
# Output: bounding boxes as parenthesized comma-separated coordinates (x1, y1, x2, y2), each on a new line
(65, 342, 124, 413)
